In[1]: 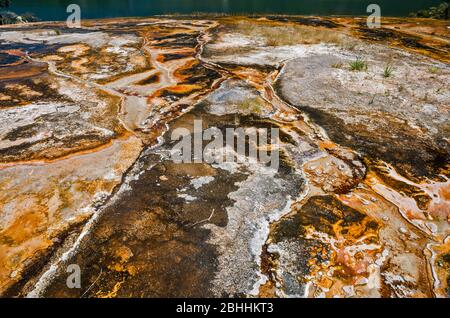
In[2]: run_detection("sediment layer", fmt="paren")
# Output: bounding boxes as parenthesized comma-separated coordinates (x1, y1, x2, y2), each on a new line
(0, 16, 448, 298)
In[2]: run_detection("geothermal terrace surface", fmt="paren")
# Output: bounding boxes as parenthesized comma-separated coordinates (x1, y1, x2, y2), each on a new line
(0, 16, 449, 298)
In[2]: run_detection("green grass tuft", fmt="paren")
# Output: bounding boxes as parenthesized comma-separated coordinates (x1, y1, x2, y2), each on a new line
(349, 58, 368, 71)
(428, 66, 440, 74)
(238, 98, 263, 114)
(383, 64, 394, 78)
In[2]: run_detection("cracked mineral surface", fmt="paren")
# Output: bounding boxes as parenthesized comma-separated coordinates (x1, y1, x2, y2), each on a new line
(0, 16, 448, 298)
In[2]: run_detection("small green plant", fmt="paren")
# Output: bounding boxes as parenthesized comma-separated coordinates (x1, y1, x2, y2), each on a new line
(428, 66, 440, 74)
(238, 98, 263, 114)
(349, 58, 368, 71)
(383, 64, 394, 78)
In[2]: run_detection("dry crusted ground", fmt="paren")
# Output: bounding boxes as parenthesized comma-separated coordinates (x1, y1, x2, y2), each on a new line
(0, 15, 449, 298)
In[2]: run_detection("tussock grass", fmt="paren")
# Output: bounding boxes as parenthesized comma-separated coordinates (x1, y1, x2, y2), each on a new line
(349, 58, 368, 71)
(383, 64, 394, 78)
(428, 66, 440, 74)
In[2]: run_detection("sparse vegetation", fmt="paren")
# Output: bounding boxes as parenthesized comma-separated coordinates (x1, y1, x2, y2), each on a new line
(331, 62, 343, 69)
(0, 0, 38, 25)
(233, 20, 349, 46)
(339, 40, 359, 51)
(383, 64, 394, 78)
(238, 97, 263, 114)
(428, 66, 440, 74)
(349, 58, 368, 71)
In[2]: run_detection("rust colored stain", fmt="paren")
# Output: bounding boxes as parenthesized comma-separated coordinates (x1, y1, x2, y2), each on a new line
(0, 16, 448, 298)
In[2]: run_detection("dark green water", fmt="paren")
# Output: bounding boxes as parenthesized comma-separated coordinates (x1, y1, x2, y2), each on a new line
(10, 0, 442, 21)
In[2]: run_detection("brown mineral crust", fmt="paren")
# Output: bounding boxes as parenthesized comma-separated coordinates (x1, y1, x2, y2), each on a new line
(268, 195, 382, 296)
(366, 160, 433, 211)
(0, 135, 142, 295)
(428, 238, 450, 297)
(41, 159, 245, 298)
(0, 61, 48, 82)
(328, 17, 450, 64)
(337, 186, 435, 298)
(0, 15, 448, 299)
(0, 87, 126, 163)
(134, 72, 160, 86)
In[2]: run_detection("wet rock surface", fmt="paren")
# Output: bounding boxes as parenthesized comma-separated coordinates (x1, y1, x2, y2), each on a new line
(0, 16, 448, 298)
(276, 53, 449, 181)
